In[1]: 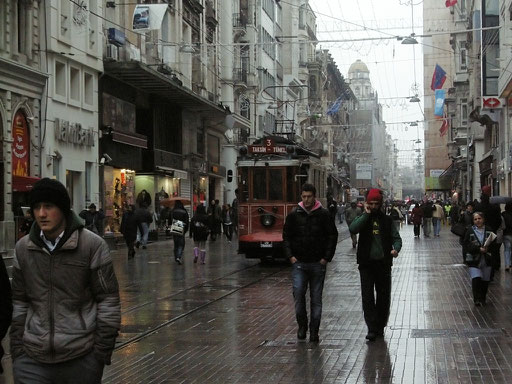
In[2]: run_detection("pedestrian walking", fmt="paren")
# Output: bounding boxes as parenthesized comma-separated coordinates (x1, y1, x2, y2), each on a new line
(190, 204, 209, 264)
(411, 203, 423, 237)
(79, 203, 105, 235)
(422, 201, 434, 237)
(171, 200, 189, 264)
(455, 202, 475, 263)
(389, 204, 403, 229)
(135, 203, 152, 249)
(463, 212, 496, 306)
(327, 196, 338, 223)
(207, 199, 219, 241)
(501, 202, 512, 271)
(214, 199, 222, 238)
(232, 189, 239, 234)
(283, 183, 338, 342)
(349, 188, 402, 341)
(10, 178, 121, 383)
(337, 202, 345, 224)
(221, 204, 234, 242)
(476, 186, 503, 274)
(345, 201, 362, 248)
(120, 204, 143, 259)
(432, 201, 445, 237)
(0, 256, 12, 375)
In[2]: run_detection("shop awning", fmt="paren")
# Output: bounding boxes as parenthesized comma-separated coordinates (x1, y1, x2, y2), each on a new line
(439, 163, 456, 178)
(12, 175, 40, 192)
(104, 61, 229, 120)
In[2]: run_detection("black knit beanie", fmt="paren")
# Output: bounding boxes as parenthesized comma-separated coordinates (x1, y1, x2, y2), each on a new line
(30, 178, 71, 215)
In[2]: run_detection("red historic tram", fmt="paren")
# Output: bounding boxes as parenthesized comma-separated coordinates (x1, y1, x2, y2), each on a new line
(236, 136, 327, 260)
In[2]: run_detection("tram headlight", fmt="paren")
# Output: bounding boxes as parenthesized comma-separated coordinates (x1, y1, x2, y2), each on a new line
(260, 214, 276, 227)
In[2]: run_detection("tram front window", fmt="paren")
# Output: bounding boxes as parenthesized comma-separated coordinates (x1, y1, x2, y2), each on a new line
(269, 169, 283, 200)
(253, 168, 267, 200)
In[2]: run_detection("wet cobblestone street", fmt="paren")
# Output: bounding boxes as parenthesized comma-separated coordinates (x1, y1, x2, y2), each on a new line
(4, 223, 512, 383)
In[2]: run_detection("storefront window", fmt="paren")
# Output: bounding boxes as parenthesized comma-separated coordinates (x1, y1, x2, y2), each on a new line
(192, 175, 207, 211)
(103, 167, 135, 233)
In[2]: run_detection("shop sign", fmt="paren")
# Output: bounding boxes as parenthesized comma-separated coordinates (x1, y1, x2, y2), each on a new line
(12, 111, 30, 177)
(429, 169, 444, 178)
(209, 163, 226, 177)
(482, 97, 503, 109)
(55, 118, 94, 147)
(356, 163, 372, 180)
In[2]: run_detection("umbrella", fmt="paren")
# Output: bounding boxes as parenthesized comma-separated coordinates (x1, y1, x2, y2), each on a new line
(159, 197, 191, 208)
(489, 196, 512, 205)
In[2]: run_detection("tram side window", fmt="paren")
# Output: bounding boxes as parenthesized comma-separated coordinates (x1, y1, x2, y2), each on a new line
(269, 169, 283, 200)
(253, 168, 267, 200)
(239, 167, 249, 203)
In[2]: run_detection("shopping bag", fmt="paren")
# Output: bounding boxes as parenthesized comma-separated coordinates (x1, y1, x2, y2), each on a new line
(170, 219, 185, 235)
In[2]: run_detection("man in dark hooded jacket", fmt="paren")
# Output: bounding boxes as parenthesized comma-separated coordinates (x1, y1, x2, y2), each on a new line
(283, 183, 338, 342)
(0, 256, 12, 374)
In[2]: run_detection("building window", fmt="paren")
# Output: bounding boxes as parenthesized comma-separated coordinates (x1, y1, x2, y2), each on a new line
(261, 27, 275, 60)
(262, 0, 274, 21)
(459, 42, 467, 71)
(55, 61, 66, 97)
(207, 134, 220, 164)
(17, 1, 27, 55)
(85, 161, 92, 203)
(197, 126, 205, 155)
(70, 67, 80, 101)
(460, 99, 468, 126)
(84, 72, 93, 105)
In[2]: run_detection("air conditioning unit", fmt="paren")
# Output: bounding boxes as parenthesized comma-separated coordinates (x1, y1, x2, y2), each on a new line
(105, 44, 118, 61)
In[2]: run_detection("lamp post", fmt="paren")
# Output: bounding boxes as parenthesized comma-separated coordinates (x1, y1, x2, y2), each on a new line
(466, 125, 471, 203)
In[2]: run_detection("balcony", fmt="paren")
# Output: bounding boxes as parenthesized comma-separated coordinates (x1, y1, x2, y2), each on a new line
(233, 12, 250, 28)
(233, 68, 248, 85)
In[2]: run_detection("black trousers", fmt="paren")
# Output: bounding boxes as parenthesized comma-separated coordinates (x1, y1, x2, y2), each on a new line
(359, 263, 392, 333)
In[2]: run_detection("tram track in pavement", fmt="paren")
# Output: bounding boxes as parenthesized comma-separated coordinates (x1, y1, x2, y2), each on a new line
(114, 225, 350, 351)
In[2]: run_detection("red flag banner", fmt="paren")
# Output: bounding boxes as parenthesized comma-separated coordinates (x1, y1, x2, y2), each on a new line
(439, 117, 449, 137)
(445, 0, 458, 7)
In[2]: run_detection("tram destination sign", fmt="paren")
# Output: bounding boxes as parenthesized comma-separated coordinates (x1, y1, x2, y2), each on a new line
(248, 145, 287, 154)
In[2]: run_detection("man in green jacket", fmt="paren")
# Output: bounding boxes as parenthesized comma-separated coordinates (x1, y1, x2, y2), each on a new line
(10, 178, 121, 383)
(349, 188, 402, 341)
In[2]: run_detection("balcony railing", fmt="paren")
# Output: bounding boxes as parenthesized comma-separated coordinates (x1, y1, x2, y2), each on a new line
(233, 12, 250, 28)
(233, 68, 248, 84)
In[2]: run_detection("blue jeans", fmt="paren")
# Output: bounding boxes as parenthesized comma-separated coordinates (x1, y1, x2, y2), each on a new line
(432, 218, 441, 236)
(292, 261, 326, 332)
(173, 235, 185, 260)
(136, 222, 149, 245)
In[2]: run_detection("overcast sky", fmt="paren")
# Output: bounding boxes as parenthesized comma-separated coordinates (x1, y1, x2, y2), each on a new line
(308, 0, 425, 167)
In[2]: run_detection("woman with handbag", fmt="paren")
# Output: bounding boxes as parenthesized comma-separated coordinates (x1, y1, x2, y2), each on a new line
(463, 212, 496, 306)
(171, 200, 189, 264)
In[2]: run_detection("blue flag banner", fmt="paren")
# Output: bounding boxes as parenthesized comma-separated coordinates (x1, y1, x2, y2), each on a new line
(431, 64, 447, 91)
(326, 96, 343, 116)
(434, 89, 446, 117)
